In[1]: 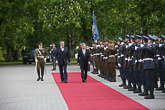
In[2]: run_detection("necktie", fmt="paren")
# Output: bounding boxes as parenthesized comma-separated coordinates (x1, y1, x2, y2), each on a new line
(83, 50, 85, 56)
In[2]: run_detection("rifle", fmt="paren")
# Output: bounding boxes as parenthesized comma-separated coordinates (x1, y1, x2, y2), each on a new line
(138, 28, 144, 70)
(134, 43, 138, 71)
(128, 44, 132, 67)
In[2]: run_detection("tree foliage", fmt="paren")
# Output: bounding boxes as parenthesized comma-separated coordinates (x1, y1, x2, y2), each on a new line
(0, 0, 165, 61)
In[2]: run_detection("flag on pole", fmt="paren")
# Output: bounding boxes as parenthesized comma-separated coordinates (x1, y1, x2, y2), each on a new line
(92, 11, 99, 42)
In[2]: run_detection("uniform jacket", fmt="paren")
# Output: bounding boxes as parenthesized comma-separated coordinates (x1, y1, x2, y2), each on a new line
(34, 48, 48, 61)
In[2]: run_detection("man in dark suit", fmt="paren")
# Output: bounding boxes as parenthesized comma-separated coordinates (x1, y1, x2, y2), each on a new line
(55, 41, 70, 83)
(77, 43, 91, 82)
(51, 43, 56, 71)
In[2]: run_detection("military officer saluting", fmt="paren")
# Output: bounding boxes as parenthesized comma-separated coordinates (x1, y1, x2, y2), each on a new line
(34, 42, 48, 81)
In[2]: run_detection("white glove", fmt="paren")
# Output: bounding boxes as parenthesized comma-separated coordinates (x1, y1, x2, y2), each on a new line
(138, 59, 143, 62)
(125, 58, 128, 60)
(121, 54, 124, 57)
(135, 46, 138, 50)
(158, 57, 162, 60)
(159, 44, 162, 47)
(135, 60, 137, 63)
(44, 58, 47, 63)
(35, 59, 38, 63)
(140, 44, 144, 47)
(126, 45, 128, 49)
(91, 47, 93, 49)
(121, 42, 124, 45)
(118, 63, 121, 67)
(129, 43, 132, 46)
(115, 45, 118, 48)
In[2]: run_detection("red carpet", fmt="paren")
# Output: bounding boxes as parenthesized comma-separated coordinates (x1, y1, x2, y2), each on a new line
(52, 72, 149, 110)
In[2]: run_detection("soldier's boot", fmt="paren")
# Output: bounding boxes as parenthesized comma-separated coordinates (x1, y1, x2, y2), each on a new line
(103, 73, 108, 79)
(41, 76, 44, 81)
(119, 81, 126, 87)
(162, 90, 165, 93)
(37, 71, 40, 81)
(123, 82, 132, 89)
(128, 84, 137, 91)
(156, 83, 164, 91)
(93, 69, 98, 74)
(133, 86, 142, 93)
(154, 82, 158, 88)
(138, 90, 148, 96)
(144, 91, 155, 99)
(107, 75, 112, 81)
(98, 72, 104, 77)
(110, 77, 116, 82)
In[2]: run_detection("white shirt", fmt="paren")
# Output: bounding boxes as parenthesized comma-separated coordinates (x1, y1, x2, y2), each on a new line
(61, 47, 64, 51)
(82, 49, 86, 56)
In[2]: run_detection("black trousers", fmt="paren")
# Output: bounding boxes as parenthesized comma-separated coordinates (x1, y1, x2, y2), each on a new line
(52, 57, 56, 70)
(59, 64, 67, 81)
(80, 65, 88, 81)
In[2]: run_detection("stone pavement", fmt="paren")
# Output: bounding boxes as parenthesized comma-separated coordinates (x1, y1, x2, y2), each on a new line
(0, 64, 164, 110)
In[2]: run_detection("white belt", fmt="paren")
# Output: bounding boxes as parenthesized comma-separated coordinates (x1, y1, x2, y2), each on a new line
(143, 58, 153, 61)
(109, 55, 115, 57)
(120, 54, 124, 57)
(101, 55, 104, 57)
(103, 57, 108, 59)
(115, 54, 118, 56)
(156, 55, 160, 57)
(94, 53, 100, 56)
(37, 56, 44, 58)
(100, 53, 102, 55)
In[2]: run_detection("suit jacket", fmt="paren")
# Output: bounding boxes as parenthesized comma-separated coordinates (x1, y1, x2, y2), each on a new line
(77, 49, 90, 68)
(55, 47, 70, 65)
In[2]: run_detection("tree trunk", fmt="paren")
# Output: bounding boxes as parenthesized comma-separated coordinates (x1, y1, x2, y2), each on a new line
(13, 50, 19, 61)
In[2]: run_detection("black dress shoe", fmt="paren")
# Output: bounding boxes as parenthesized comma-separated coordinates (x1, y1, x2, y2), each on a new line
(41, 78, 44, 81)
(37, 78, 40, 81)
(84, 80, 87, 82)
(133, 89, 142, 93)
(128, 87, 137, 91)
(119, 83, 126, 87)
(138, 92, 148, 96)
(118, 75, 121, 77)
(155, 87, 164, 91)
(61, 80, 63, 83)
(51, 69, 56, 71)
(144, 94, 155, 99)
(64, 81, 68, 83)
(123, 85, 132, 89)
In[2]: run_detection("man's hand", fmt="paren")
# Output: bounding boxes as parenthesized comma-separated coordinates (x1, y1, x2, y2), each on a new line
(77, 63, 80, 66)
(88, 61, 90, 65)
(35, 59, 38, 63)
(56, 61, 58, 64)
(68, 63, 71, 65)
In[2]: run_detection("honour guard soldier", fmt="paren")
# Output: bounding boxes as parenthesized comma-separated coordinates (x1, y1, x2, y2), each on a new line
(161, 35, 165, 93)
(117, 37, 127, 87)
(107, 41, 117, 82)
(34, 42, 48, 81)
(133, 35, 143, 93)
(155, 34, 165, 91)
(51, 43, 56, 71)
(91, 42, 98, 74)
(138, 35, 156, 99)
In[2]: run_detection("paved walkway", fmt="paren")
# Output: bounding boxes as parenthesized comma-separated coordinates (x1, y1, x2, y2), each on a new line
(0, 64, 164, 110)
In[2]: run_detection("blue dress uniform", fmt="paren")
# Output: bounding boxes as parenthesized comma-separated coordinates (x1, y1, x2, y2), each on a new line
(133, 35, 143, 93)
(139, 35, 156, 99)
(155, 35, 165, 91)
(118, 37, 127, 87)
(128, 36, 137, 91)
(160, 35, 165, 93)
